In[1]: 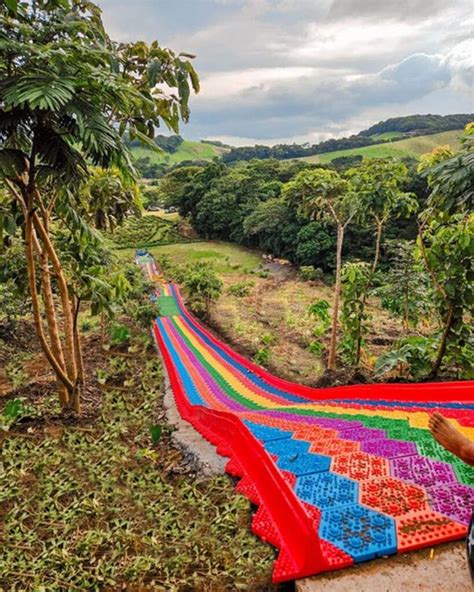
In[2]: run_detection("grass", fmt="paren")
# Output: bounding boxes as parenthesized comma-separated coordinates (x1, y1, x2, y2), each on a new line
(148, 241, 262, 275)
(298, 129, 464, 163)
(0, 323, 276, 591)
(369, 131, 404, 141)
(109, 214, 192, 250)
(132, 140, 228, 166)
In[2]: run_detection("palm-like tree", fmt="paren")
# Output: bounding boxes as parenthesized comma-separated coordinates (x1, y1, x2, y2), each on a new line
(0, 0, 199, 412)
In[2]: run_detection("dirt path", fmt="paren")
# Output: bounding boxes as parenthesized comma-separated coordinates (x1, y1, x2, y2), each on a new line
(297, 541, 471, 591)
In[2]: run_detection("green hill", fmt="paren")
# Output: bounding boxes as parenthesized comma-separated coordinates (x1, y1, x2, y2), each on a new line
(297, 129, 464, 164)
(132, 139, 228, 166)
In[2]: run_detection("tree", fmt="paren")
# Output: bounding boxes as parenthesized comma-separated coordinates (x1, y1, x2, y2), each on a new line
(79, 167, 141, 231)
(340, 261, 371, 366)
(346, 158, 417, 365)
(183, 262, 223, 317)
(377, 241, 433, 333)
(0, 0, 199, 412)
(283, 169, 359, 370)
(417, 124, 474, 376)
(417, 214, 473, 377)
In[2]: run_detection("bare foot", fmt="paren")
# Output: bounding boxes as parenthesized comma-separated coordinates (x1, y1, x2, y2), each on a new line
(429, 412, 474, 466)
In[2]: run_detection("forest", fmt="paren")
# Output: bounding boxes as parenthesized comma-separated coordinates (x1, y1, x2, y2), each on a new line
(158, 133, 473, 379)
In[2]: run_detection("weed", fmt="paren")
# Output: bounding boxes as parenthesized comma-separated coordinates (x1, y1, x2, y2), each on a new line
(253, 347, 270, 366)
(5, 361, 28, 388)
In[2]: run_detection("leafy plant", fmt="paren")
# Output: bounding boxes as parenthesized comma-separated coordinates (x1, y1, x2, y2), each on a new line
(1, 398, 25, 430)
(374, 336, 436, 379)
(5, 361, 28, 389)
(307, 341, 324, 355)
(261, 333, 277, 346)
(149, 424, 163, 444)
(253, 347, 270, 366)
(307, 299, 331, 358)
(377, 241, 433, 331)
(340, 262, 372, 366)
(109, 324, 131, 346)
(227, 280, 255, 297)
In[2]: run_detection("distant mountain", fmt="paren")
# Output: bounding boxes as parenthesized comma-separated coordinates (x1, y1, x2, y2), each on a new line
(296, 129, 464, 165)
(130, 136, 229, 177)
(220, 113, 473, 164)
(130, 114, 473, 175)
(360, 113, 474, 137)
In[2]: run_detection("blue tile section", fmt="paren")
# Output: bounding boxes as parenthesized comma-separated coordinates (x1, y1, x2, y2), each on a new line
(319, 504, 397, 562)
(296, 473, 358, 509)
(243, 421, 293, 442)
(275, 452, 331, 476)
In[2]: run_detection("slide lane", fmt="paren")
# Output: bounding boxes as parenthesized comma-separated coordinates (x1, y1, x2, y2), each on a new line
(137, 255, 474, 582)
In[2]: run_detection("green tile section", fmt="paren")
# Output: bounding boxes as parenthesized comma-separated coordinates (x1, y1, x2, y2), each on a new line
(158, 296, 181, 317)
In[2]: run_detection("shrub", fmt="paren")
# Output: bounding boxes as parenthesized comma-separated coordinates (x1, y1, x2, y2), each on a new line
(110, 324, 131, 345)
(227, 280, 255, 297)
(374, 336, 436, 379)
(299, 265, 323, 282)
(182, 262, 223, 316)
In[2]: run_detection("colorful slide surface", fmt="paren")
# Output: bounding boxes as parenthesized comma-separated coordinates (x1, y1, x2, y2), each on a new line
(137, 253, 474, 582)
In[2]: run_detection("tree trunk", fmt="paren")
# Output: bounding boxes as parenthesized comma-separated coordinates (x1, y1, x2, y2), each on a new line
(355, 219, 383, 366)
(328, 224, 344, 370)
(25, 212, 74, 397)
(73, 297, 84, 414)
(40, 248, 70, 407)
(100, 311, 106, 348)
(430, 304, 454, 378)
(31, 208, 78, 388)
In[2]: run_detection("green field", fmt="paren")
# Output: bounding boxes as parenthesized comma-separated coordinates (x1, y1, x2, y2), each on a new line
(151, 241, 261, 274)
(132, 139, 228, 165)
(369, 131, 404, 141)
(116, 241, 261, 274)
(298, 129, 464, 163)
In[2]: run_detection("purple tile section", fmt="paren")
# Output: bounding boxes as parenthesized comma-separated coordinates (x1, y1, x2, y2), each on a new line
(165, 319, 245, 412)
(427, 483, 474, 526)
(361, 439, 418, 459)
(260, 410, 364, 430)
(391, 456, 457, 488)
(338, 427, 387, 442)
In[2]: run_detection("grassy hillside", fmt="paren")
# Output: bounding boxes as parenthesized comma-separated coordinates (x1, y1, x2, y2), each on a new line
(132, 139, 228, 165)
(298, 129, 464, 163)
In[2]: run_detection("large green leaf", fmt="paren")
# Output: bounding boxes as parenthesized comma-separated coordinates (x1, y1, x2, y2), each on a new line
(0, 149, 27, 178)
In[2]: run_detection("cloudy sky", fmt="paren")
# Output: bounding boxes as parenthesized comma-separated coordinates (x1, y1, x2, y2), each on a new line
(98, 0, 473, 146)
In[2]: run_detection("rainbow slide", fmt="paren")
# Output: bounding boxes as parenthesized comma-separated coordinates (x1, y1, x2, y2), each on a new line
(137, 253, 474, 583)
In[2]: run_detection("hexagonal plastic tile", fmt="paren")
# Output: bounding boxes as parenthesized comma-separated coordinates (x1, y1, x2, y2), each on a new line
(296, 472, 358, 510)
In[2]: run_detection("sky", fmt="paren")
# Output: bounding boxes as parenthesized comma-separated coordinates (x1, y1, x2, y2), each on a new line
(98, 0, 474, 146)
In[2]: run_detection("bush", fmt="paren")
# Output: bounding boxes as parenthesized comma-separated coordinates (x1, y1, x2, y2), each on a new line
(307, 341, 324, 355)
(227, 280, 255, 297)
(299, 265, 323, 282)
(374, 336, 436, 379)
(110, 324, 131, 345)
(182, 262, 223, 316)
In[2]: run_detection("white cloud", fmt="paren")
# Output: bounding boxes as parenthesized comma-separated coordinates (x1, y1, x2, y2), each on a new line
(98, 0, 474, 143)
